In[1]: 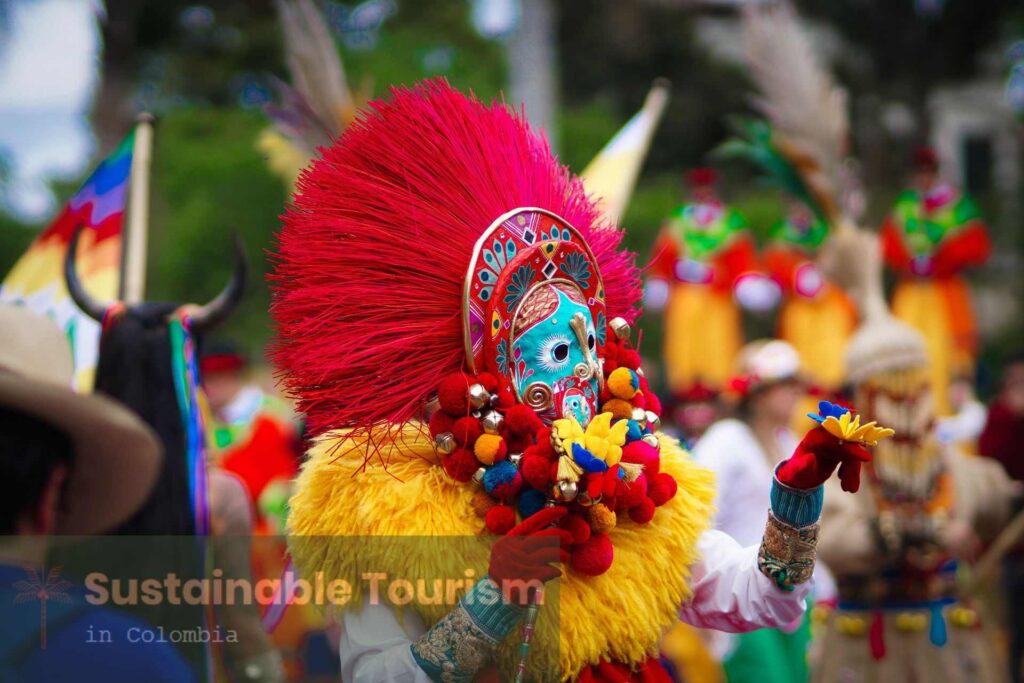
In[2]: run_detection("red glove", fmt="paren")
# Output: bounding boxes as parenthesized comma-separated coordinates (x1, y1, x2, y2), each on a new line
(488, 506, 572, 605)
(776, 426, 872, 493)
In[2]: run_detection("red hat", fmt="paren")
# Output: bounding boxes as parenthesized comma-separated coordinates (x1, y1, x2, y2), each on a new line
(200, 343, 247, 376)
(674, 382, 718, 405)
(912, 146, 938, 171)
(686, 167, 718, 188)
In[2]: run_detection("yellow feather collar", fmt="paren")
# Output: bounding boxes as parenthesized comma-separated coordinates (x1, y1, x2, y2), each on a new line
(288, 423, 714, 681)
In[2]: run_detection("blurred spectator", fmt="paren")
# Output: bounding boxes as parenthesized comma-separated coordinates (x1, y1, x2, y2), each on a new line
(935, 374, 988, 448)
(665, 382, 721, 450)
(978, 351, 1024, 683)
(0, 304, 192, 681)
(692, 339, 813, 683)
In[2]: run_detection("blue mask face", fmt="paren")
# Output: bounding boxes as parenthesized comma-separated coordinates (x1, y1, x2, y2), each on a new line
(512, 286, 599, 424)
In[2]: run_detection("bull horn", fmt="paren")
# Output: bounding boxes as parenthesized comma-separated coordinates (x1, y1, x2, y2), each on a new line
(190, 232, 248, 333)
(64, 224, 110, 321)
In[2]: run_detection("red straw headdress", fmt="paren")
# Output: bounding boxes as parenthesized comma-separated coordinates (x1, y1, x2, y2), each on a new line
(270, 79, 641, 441)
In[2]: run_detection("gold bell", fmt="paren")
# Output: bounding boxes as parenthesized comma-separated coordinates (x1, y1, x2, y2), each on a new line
(553, 480, 578, 502)
(609, 317, 631, 341)
(435, 432, 456, 455)
(645, 411, 661, 432)
(468, 383, 490, 409)
(641, 433, 660, 449)
(480, 410, 504, 435)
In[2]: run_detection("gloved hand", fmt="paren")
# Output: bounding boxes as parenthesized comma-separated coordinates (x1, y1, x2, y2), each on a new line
(776, 426, 872, 493)
(488, 506, 572, 606)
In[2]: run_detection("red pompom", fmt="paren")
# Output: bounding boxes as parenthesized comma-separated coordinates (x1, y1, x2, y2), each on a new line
(532, 431, 556, 460)
(585, 472, 605, 499)
(428, 410, 455, 438)
(645, 392, 662, 417)
(618, 349, 641, 370)
(476, 372, 499, 393)
(570, 532, 614, 576)
(628, 497, 656, 524)
(493, 387, 517, 411)
(505, 404, 543, 437)
(621, 441, 660, 477)
(630, 392, 647, 410)
(451, 416, 483, 448)
(442, 449, 479, 483)
(603, 359, 619, 375)
(490, 471, 523, 500)
(521, 454, 553, 490)
(648, 473, 678, 506)
(438, 373, 471, 416)
(616, 473, 648, 510)
(485, 504, 517, 534)
(561, 513, 591, 545)
(504, 431, 532, 455)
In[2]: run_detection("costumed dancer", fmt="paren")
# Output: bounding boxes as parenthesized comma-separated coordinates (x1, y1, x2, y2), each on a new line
(271, 79, 883, 682)
(881, 147, 992, 414)
(815, 228, 1014, 683)
(693, 340, 827, 683)
(646, 167, 780, 397)
(202, 343, 300, 534)
(762, 197, 857, 396)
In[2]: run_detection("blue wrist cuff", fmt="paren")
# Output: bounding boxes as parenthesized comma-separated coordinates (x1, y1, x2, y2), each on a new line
(771, 468, 824, 528)
(459, 576, 524, 641)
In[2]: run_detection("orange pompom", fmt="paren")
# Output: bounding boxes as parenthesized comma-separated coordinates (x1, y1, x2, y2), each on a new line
(485, 504, 517, 534)
(471, 491, 498, 517)
(607, 367, 639, 400)
(438, 373, 470, 415)
(586, 503, 617, 533)
(474, 433, 507, 465)
(648, 473, 678, 506)
(452, 416, 483, 448)
(442, 449, 479, 483)
(602, 398, 634, 420)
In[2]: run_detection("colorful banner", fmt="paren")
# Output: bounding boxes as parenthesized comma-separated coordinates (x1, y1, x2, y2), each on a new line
(0, 133, 133, 389)
(580, 81, 669, 225)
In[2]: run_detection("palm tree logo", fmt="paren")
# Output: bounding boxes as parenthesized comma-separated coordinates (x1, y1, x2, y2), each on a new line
(13, 565, 73, 649)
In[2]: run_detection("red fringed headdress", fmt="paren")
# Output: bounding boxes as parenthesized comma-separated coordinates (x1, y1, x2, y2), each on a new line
(270, 79, 642, 440)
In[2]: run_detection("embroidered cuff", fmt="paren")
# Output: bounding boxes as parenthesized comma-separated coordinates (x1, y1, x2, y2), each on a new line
(410, 577, 523, 682)
(758, 511, 819, 592)
(771, 467, 824, 529)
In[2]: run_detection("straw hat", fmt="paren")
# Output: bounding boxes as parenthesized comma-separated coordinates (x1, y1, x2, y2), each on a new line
(0, 305, 162, 533)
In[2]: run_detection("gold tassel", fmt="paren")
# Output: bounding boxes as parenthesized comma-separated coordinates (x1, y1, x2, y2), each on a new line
(618, 461, 644, 482)
(558, 455, 583, 483)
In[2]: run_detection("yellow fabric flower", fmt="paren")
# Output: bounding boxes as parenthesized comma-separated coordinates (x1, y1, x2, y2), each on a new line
(553, 412, 630, 465)
(821, 411, 894, 446)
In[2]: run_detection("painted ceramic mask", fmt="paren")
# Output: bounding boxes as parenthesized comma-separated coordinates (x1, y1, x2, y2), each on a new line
(463, 208, 607, 425)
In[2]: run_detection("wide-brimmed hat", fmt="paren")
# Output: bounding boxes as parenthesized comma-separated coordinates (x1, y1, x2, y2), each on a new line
(0, 305, 162, 534)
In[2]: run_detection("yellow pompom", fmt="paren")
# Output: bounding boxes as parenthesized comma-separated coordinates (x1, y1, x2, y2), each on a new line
(608, 367, 639, 400)
(474, 433, 504, 465)
(587, 503, 617, 532)
(602, 398, 634, 420)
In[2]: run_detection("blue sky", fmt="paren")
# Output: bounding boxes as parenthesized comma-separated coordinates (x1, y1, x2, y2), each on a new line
(0, 0, 99, 221)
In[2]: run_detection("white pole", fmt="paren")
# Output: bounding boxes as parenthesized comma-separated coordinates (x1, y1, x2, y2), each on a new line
(122, 112, 154, 303)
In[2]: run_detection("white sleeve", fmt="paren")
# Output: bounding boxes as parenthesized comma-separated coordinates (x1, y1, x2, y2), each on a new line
(678, 529, 810, 632)
(340, 603, 433, 683)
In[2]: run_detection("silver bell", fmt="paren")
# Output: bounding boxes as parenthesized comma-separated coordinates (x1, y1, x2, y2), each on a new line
(472, 467, 487, 484)
(508, 452, 523, 467)
(435, 432, 456, 455)
(481, 410, 505, 435)
(631, 407, 647, 425)
(645, 411, 661, 433)
(468, 383, 490, 409)
(641, 433, 660, 449)
(554, 480, 578, 502)
(609, 317, 631, 341)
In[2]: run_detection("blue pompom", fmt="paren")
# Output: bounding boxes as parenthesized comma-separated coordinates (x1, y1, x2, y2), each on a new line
(808, 400, 851, 424)
(572, 442, 608, 473)
(518, 489, 547, 519)
(483, 460, 518, 495)
(624, 419, 644, 443)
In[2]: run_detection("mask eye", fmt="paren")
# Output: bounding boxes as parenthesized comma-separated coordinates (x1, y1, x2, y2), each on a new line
(587, 332, 596, 351)
(553, 342, 570, 362)
(536, 334, 573, 372)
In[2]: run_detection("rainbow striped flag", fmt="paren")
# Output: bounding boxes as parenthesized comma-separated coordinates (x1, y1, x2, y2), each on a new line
(0, 133, 133, 389)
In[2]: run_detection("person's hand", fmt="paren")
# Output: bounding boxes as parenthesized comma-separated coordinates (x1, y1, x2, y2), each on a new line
(777, 426, 873, 493)
(488, 506, 572, 606)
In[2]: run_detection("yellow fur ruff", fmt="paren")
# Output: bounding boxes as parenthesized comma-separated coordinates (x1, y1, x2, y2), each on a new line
(287, 423, 715, 681)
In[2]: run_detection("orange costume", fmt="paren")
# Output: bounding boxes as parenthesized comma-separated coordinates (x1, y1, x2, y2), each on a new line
(880, 154, 991, 414)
